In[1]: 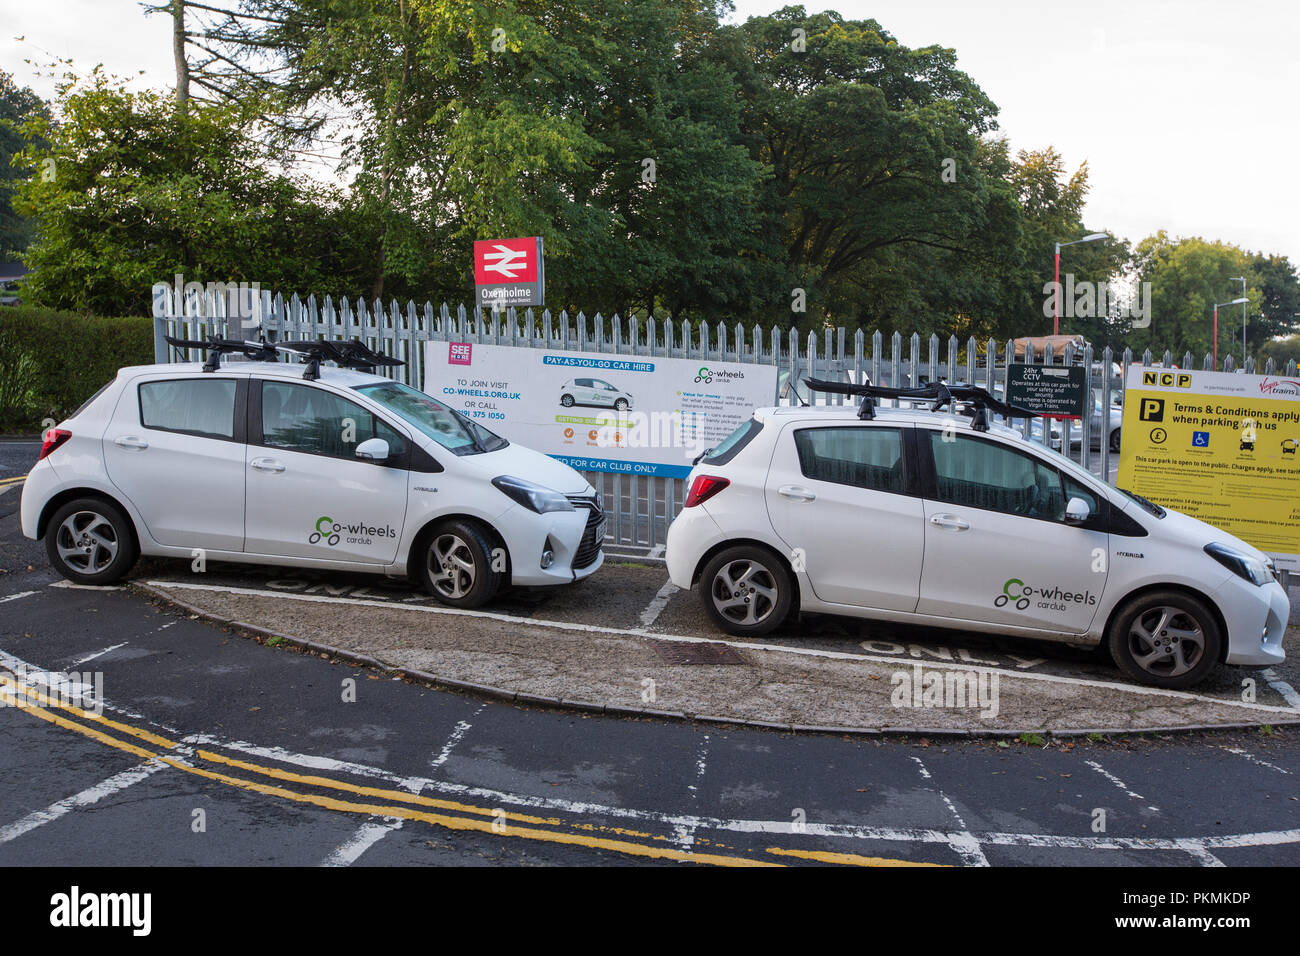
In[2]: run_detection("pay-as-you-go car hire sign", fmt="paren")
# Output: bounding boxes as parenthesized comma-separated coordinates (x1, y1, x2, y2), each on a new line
(473, 237, 544, 309)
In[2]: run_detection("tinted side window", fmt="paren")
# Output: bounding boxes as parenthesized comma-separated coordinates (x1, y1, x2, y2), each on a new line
(928, 432, 1064, 520)
(262, 382, 406, 460)
(794, 427, 906, 493)
(140, 379, 237, 439)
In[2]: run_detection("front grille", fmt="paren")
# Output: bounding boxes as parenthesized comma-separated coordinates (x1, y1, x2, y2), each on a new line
(567, 494, 605, 570)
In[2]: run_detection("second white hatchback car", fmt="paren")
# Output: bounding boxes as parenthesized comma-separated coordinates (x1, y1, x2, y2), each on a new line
(22, 339, 605, 607)
(665, 383, 1289, 688)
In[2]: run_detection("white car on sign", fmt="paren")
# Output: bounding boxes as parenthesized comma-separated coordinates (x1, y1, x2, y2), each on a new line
(665, 396, 1288, 688)
(22, 345, 605, 607)
(559, 378, 633, 411)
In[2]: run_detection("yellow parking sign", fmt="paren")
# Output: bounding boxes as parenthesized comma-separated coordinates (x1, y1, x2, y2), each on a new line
(1117, 367, 1300, 571)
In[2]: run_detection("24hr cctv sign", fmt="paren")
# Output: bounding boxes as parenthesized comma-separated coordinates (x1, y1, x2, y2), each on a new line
(473, 237, 544, 309)
(424, 342, 777, 478)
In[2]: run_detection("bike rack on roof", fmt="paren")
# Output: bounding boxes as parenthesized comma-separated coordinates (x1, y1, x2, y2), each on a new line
(163, 335, 280, 373)
(274, 338, 405, 381)
(802, 377, 1039, 432)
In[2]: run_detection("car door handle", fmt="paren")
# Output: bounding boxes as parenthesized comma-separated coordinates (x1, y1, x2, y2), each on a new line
(113, 436, 149, 450)
(250, 457, 285, 473)
(929, 514, 970, 531)
(778, 485, 817, 502)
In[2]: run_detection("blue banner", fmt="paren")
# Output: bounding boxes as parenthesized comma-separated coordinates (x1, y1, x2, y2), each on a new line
(548, 454, 692, 480)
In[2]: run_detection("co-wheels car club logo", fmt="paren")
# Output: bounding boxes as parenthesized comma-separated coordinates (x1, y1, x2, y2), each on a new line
(309, 515, 397, 547)
(693, 366, 745, 385)
(994, 577, 1098, 612)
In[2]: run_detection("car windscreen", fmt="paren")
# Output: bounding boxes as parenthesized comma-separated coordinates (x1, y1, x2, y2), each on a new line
(354, 381, 508, 456)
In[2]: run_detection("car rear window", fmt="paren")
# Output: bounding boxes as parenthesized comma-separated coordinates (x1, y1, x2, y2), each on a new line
(700, 418, 763, 465)
(139, 379, 237, 439)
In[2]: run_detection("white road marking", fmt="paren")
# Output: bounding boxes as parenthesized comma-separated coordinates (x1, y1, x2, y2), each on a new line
(1219, 746, 1292, 776)
(1085, 760, 1159, 812)
(0, 761, 167, 844)
(2, 646, 1292, 866)
(70, 643, 127, 666)
(49, 581, 122, 591)
(638, 580, 680, 629)
(321, 818, 405, 867)
(911, 756, 988, 866)
(321, 707, 483, 866)
(1262, 669, 1300, 710)
(0, 591, 37, 605)
(146, 580, 1300, 716)
(674, 734, 710, 850)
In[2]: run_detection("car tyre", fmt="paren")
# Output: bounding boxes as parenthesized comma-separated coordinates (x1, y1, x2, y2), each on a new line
(1106, 589, 1222, 689)
(415, 519, 504, 609)
(560, 394, 575, 407)
(614, 398, 629, 412)
(45, 497, 138, 585)
(1109, 428, 1121, 453)
(699, 545, 793, 637)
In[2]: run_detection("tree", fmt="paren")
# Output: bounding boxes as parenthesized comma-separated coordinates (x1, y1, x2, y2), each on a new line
(12, 70, 374, 315)
(0, 70, 51, 259)
(1128, 233, 1297, 361)
(185, 0, 767, 314)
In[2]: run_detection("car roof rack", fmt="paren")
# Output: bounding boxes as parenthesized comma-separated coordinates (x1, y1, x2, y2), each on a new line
(802, 377, 1039, 432)
(275, 338, 405, 380)
(164, 334, 279, 373)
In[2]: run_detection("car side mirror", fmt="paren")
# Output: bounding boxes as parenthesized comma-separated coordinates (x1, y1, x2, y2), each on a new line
(355, 437, 390, 462)
(1064, 496, 1090, 525)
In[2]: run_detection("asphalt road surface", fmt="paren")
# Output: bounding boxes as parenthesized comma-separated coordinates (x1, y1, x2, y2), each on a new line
(1, 453, 1297, 866)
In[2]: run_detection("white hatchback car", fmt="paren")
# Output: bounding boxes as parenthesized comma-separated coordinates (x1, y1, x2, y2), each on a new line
(559, 378, 633, 411)
(22, 340, 605, 607)
(665, 389, 1289, 688)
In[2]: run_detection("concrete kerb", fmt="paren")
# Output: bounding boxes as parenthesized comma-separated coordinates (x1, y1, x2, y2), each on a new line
(130, 582, 1300, 741)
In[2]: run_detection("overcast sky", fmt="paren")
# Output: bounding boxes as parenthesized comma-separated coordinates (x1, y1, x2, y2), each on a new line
(4, 0, 1296, 263)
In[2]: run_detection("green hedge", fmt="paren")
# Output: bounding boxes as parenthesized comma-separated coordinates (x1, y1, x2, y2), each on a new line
(0, 306, 154, 434)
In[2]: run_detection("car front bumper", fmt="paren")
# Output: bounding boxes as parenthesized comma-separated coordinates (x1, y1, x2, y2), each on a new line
(1217, 576, 1290, 666)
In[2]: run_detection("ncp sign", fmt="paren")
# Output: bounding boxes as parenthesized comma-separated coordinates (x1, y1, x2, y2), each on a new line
(473, 237, 544, 309)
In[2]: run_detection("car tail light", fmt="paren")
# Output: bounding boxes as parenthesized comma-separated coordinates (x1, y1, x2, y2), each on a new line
(39, 428, 71, 461)
(684, 475, 729, 508)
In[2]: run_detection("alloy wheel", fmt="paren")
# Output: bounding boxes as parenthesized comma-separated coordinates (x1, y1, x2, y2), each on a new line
(56, 511, 120, 574)
(710, 559, 779, 627)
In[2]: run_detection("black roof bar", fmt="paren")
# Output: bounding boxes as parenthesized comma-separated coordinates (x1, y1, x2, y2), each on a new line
(275, 338, 405, 380)
(802, 377, 1039, 432)
(164, 334, 279, 373)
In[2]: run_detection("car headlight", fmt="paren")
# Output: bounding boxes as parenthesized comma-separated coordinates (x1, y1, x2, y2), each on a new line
(1204, 542, 1273, 586)
(492, 476, 575, 514)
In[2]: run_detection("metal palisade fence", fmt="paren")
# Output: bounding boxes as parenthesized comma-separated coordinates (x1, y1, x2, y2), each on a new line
(154, 290, 1300, 556)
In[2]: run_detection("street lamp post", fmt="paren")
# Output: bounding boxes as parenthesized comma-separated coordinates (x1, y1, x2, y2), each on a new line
(1054, 233, 1109, 335)
(1212, 297, 1248, 367)
(1228, 276, 1247, 363)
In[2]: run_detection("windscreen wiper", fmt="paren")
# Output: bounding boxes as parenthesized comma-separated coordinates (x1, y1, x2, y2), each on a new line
(164, 334, 279, 372)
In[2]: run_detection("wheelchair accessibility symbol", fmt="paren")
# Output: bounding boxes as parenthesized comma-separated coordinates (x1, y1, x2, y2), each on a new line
(1192, 431, 1210, 447)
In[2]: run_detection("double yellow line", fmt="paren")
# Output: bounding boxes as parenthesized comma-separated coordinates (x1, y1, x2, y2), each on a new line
(0, 474, 26, 488)
(0, 672, 940, 867)
(0, 674, 777, 865)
